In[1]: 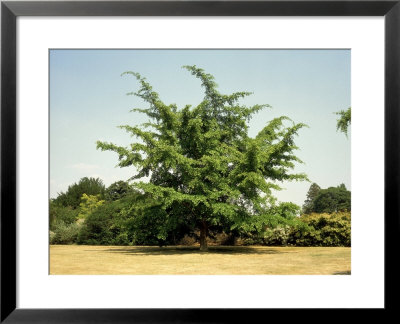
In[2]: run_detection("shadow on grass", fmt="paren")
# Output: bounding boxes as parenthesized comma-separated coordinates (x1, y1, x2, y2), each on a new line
(332, 270, 351, 275)
(99, 246, 287, 256)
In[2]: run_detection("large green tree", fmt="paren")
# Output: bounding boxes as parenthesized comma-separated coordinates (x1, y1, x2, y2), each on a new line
(97, 66, 307, 251)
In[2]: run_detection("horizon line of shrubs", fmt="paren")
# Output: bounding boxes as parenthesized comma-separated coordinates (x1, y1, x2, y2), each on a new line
(50, 177, 351, 247)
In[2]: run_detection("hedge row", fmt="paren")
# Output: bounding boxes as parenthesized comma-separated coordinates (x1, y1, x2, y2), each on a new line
(50, 198, 351, 247)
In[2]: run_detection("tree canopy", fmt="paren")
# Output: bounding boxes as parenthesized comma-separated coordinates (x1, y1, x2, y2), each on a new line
(53, 177, 106, 209)
(302, 183, 321, 214)
(97, 65, 308, 250)
(105, 180, 134, 201)
(312, 184, 351, 213)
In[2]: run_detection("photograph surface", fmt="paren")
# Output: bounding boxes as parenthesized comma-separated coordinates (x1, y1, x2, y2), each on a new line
(49, 49, 351, 275)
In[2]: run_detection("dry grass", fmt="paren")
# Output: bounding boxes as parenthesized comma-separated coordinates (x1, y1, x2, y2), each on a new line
(50, 245, 351, 275)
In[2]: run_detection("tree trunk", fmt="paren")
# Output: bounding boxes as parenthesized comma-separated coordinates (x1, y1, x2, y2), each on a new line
(200, 220, 208, 251)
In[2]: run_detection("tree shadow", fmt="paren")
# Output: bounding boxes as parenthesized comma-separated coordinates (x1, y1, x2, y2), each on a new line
(100, 246, 287, 256)
(332, 270, 351, 275)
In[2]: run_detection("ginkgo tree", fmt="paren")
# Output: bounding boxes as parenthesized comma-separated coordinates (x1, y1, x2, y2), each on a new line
(335, 107, 351, 137)
(97, 66, 307, 251)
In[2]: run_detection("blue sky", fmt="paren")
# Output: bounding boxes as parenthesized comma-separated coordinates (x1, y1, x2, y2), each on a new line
(50, 49, 351, 206)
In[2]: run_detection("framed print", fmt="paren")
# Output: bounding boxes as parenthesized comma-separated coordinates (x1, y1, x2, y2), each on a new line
(1, 0, 399, 322)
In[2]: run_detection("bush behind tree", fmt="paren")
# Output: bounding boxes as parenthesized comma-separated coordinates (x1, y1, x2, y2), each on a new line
(237, 202, 309, 246)
(49, 201, 79, 230)
(50, 221, 82, 245)
(77, 192, 192, 246)
(289, 211, 351, 247)
(77, 198, 130, 245)
(49, 182, 351, 247)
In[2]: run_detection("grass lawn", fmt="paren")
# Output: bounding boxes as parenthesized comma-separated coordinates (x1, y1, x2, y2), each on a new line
(50, 245, 350, 275)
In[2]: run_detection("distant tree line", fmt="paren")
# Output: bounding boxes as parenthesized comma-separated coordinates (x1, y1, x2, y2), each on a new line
(302, 183, 351, 214)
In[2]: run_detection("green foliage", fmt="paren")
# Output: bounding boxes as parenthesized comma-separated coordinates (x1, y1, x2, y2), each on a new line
(77, 198, 131, 245)
(269, 202, 301, 220)
(312, 184, 351, 213)
(97, 66, 308, 249)
(78, 193, 105, 220)
(238, 202, 301, 230)
(105, 181, 134, 201)
(120, 195, 190, 246)
(50, 178, 351, 247)
(53, 177, 106, 209)
(336, 107, 351, 137)
(49, 200, 79, 230)
(77, 192, 174, 246)
(236, 202, 308, 245)
(302, 183, 321, 214)
(50, 221, 82, 244)
(126, 200, 170, 246)
(289, 212, 351, 246)
(262, 225, 292, 246)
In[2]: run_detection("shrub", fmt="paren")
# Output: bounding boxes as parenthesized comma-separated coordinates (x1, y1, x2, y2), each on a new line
(236, 202, 307, 246)
(49, 231, 56, 243)
(206, 232, 237, 246)
(262, 225, 291, 246)
(289, 211, 351, 246)
(128, 204, 170, 246)
(77, 192, 189, 246)
(78, 193, 105, 220)
(49, 202, 79, 230)
(178, 235, 197, 246)
(114, 232, 131, 245)
(50, 221, 82, 244)
(77, 200, 127, 245)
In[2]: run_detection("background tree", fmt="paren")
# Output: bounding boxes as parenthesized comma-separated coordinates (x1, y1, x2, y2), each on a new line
(335, 107, 351, 137)
(105, 180, 134, 201)
(97, 66, 307, 251)
(49, 199, 79, 230)
(53, 177, 106, 209)
(312, 184, 351, 213)
(77, 193, 105, 220)
(302, 183, 321, 214)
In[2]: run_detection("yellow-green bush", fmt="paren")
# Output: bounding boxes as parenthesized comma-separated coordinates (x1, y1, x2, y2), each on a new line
(289, 212, 351, 247)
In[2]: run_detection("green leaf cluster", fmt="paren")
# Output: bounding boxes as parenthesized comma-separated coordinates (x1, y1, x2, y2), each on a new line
(312, 184, 351, 213)
(52, 177, 106, 209)
(105, 180, 134, 201)
(78, 193, 105, 220)
(289, 211, 351, 247)
(335, 107, 351, 137)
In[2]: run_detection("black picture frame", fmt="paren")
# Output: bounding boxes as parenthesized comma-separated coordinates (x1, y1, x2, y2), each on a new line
(1, 0, 399, 322)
